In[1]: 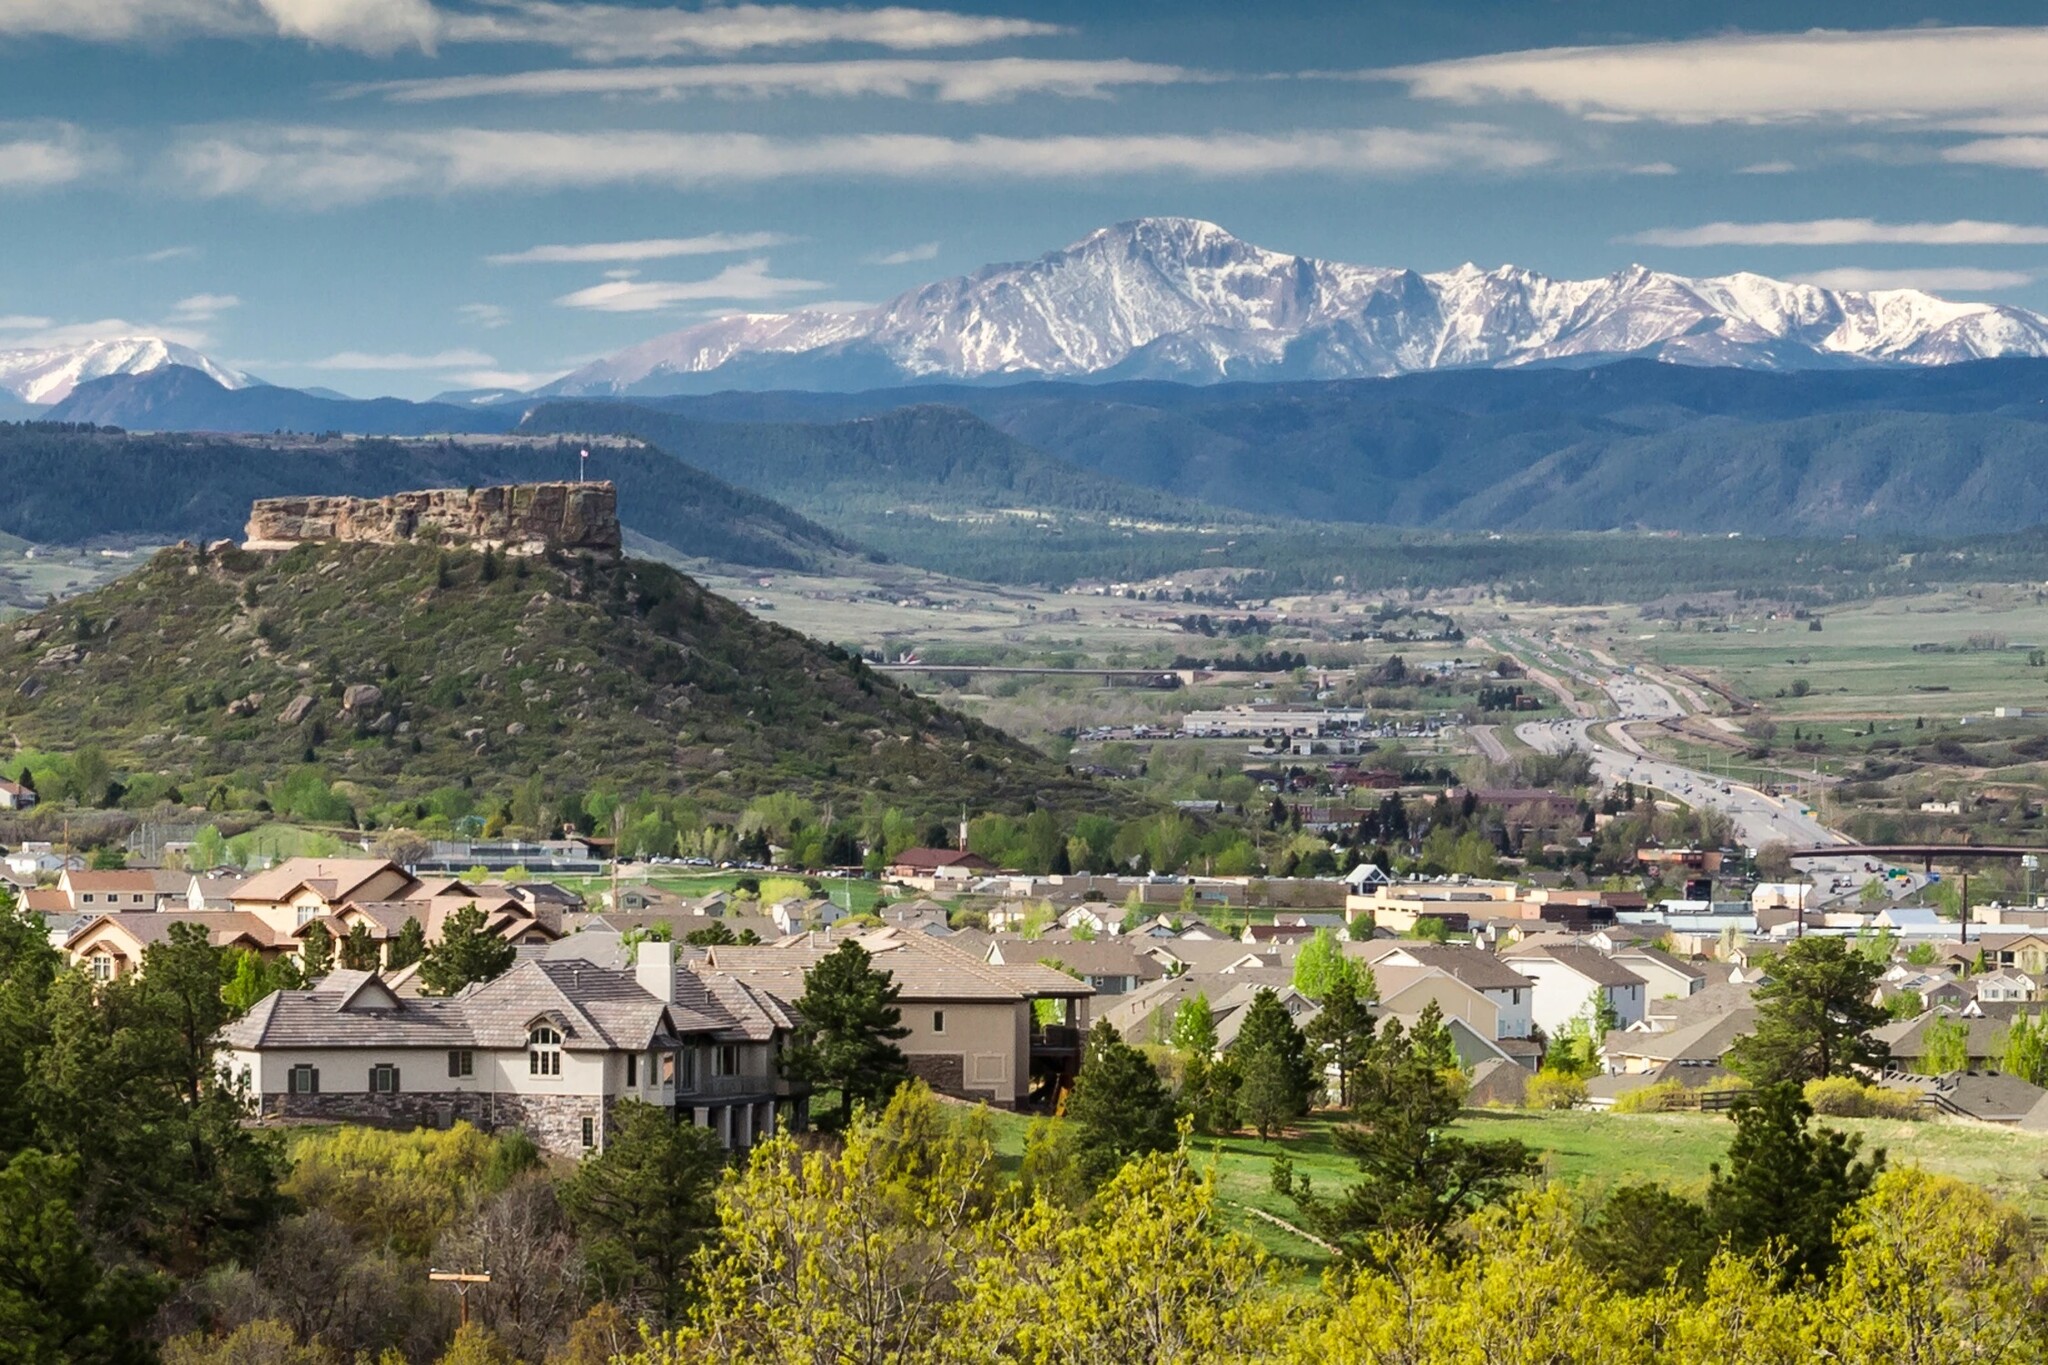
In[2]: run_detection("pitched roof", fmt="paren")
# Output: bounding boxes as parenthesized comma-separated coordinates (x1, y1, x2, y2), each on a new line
(989, 936, 1163, 981)
(1361, 942, 1535, 992)
(63, 870, 163, 893)
(707, 927, 1092, 1003)
(889, 848, 995, 872)
(231, 858, 414, 906)
(1610, 946, 1710, 982)
(1605, 1008, 1756, 1065)
(68, 910, 289, 951)
(1504, 943, 1647, 988)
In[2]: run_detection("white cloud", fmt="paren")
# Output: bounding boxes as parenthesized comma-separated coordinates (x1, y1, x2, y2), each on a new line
(487, 231, 792, 264)
(458, 302, 510, 327)
(346, 57, 1207, 105)
(1791, 266, 2034, 292)
(305, 347, 497, 369)
(1627, 218, 2048, 247)
(438, 2, 1063, 62)
(0, 314, 51, 330)
(1735, 160, 1796, 174)
(0, 317, 212, 348)
(168, 291, 240, 320)
(169, 124, 1557, 204)
(0, 125, 102, 189)
(1945, 137, 2048, 172)
(869, 241, 940, 265)
(0, 0, 434, 53)
(135, 245, 199, 262)
(1377, 25, 2048, 126)
(439, 367, 561, 390)
(555, 259, 827, 312)
(1628, 161, 1677, 175)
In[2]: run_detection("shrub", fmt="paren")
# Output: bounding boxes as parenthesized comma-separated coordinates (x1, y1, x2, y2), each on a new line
(1525, 1070, 1589, 1111)
(1804, 1076, 1925, 1120)
(1612, 1080, 1691, 1113)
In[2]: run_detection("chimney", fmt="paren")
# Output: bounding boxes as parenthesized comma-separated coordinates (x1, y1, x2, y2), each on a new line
(635, 937, 676, 1003)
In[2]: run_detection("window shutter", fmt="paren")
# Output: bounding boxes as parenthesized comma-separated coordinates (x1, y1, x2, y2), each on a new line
(310, 1067, 320, 1095)
(448, 1050, 461, 1078)
(390, 1067, 400, 1093)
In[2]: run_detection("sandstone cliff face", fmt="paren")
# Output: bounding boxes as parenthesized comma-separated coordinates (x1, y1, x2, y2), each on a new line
(244, 482, 620, 558)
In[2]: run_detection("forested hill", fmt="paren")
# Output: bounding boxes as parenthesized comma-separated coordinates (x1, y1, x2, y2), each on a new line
(516, 400, 1252, 537)
(0, 536, 1120, 819)
(597, 358, 2048, 536)
(0, 423, 862, 570)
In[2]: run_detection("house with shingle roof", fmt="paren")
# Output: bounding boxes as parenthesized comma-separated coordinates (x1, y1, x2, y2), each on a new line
(229, 857, 419, 934)
(220, 941, 805, 1157)
(1359, 942, 1536, 1039)
(1499, 942, 1648, 1034)
(65, 911, 292, 981)
(705, 926, 1092, 1109)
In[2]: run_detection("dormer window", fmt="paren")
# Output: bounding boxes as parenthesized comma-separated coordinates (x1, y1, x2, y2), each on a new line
(529, 1023, 563, 1077)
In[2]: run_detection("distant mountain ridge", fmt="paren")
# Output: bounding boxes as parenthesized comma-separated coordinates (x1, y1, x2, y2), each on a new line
(541, 218, 2048, 395)
(0, 337, 252, 405)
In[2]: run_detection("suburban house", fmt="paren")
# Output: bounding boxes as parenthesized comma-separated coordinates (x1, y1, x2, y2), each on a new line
(1602, 1007, 1756, 1076)
(885, 848, 997, 886)
(1609, 947, 1709, 1002)
(230, 858, 421, 934)
(705, 927, 1094, 1109)
(303, 877, 561, 965)
(1369, 963, 1508, 1049)
(65, 911, 292, 980)
(55, 869, 173, 913)
(767, 897, 845, 936)
(0, 777, 36, 810)
(1873, 1009, 2009, 1071)
(1360, 942, 1536, 1040)
(986, 936, 1164, 997)
(221, 943, 805, 1157)
(4, 842, 82, 878)
(1501, 942, 1649, 1034)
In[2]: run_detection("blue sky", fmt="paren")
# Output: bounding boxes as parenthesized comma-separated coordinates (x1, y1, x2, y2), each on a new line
(10, 0, 2048, 396)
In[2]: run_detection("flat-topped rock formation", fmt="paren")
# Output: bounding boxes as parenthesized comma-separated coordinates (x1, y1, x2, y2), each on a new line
(245, 481, 620, 558)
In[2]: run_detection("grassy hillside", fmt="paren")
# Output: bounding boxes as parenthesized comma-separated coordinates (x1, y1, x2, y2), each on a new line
(0, 537, 1125, 820)
(0, 423, 861, 571)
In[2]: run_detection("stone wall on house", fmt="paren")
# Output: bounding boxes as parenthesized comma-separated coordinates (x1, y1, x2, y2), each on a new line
(244, 482, 620, 559)
(257, 1088, 615, 1158)
(906, 1052, 968, 1099)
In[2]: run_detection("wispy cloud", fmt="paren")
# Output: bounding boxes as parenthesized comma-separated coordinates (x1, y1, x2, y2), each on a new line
(168, 291, 240, 321)
(457, 302, 510, 327)
(1627, 218, 2048, 247)
(554, 259, 827, 312)
(0, 124, 104, 189)
(436, 2, 1064, 62)
(170, 124, 1558, 204)
(1377, 25, 2048, 126)
(304, 347, 497, 370)
(868, 241, 939, 265)
(345, 57, 1208, 105)
(439, 366, 561, 391)
(135, 244, 199, 263)
(1792, 266, 2033, 293)
(0, 316, 212, 348)
(0, 0, 437, 55)
(1735, 161, 1796, 175)
(0, 314, 52, 331)
(488, 231, 793, 265)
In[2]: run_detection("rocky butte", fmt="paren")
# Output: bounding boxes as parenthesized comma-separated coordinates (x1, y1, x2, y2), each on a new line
(243, 481, 620, 559)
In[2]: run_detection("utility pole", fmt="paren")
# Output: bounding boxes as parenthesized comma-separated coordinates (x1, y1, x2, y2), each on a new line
(428, 1269, 490, 1328)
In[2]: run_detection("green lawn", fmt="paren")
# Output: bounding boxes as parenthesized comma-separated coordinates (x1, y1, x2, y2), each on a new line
(983, 1103, 2048, 1282)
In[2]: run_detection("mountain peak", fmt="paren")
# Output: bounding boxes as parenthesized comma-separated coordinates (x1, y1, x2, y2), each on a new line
(542, 221, 2048, 397)
(0, 334, 252, 406)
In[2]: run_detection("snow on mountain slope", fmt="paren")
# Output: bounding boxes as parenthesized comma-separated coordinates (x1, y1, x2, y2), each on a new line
(0, 337, 253, 405)
(544, 218, 2048, 395)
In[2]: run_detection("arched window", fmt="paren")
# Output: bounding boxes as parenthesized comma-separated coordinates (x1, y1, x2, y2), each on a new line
(528, 1023, 562, 1077)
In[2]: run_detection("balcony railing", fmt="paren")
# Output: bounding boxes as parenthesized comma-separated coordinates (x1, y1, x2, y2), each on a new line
(1030, 1026, 1082, 1054)
(678, 1074, 807, 1099)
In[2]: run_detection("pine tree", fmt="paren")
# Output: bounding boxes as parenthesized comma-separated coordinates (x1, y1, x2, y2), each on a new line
(1302, 1003, 1535, 1253)
(1065, 1019, 1180, 1182)
(298, 921, 334, 980)
(386, 916, 427, 970)
(1728, 936, 1889, 1084)
(419, 904, 516, 995)
(1707, 1082, 1883, 1285)
(560, 1098, 725, 1326)
(782, 939, 911, 1128)
(338, 921, 379, 972)
(1231, 988, 1319, 1137)
(1306, 969, 1376, 1110)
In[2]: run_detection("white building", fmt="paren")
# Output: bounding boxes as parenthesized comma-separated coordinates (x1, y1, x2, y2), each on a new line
(1500, 943, 1648, 1035)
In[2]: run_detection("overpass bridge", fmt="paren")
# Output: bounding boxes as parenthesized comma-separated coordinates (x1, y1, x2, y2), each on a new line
(1787, 844, 2045, 872)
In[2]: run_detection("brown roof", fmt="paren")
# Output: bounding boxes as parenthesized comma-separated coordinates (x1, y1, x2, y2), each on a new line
(1504, 943, 1648, 988)
(708, 927, 1092, 1002)
(1362, 942, 1535, 992)
(888, 848, 995, 873)
(64, 870, 162, 893)
(69, 911, 290, 952)
(231, 857, 414, 906)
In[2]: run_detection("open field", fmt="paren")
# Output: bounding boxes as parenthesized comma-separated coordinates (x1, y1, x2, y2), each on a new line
(988, 1104, 2048, 1282)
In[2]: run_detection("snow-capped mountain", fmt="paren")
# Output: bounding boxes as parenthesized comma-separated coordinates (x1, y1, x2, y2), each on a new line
(0, 337, 252, 406)
(542, 218, 2048, 396)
